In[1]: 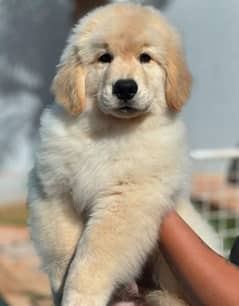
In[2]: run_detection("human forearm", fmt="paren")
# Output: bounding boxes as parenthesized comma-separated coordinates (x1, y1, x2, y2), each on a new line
(159, 210, 239, 306)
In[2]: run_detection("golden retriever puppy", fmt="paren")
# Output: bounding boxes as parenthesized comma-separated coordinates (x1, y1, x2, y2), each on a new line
(28, 3, 221, 306)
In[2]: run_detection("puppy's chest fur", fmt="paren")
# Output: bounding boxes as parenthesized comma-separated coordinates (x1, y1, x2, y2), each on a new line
(37, 109, 188, 212)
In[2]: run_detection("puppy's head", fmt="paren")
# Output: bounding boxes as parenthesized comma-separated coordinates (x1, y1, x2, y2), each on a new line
(52, 3, 192, 119)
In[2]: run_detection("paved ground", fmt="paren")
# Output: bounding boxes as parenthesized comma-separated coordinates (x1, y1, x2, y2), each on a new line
(0, 225, 52, 306)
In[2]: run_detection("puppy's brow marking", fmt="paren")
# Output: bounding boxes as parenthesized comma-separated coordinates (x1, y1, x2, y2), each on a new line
(91, 41, 109, 50)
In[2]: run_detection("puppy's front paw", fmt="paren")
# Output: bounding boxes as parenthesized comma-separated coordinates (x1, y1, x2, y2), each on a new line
(62, 288, 107, 306)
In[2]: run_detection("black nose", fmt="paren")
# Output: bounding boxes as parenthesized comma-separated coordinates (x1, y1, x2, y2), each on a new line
(113, 79, 138, 100)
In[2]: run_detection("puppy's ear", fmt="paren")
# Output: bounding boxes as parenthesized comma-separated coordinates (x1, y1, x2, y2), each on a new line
(165, 44, 192, 112)
(51, 54, 85, 116)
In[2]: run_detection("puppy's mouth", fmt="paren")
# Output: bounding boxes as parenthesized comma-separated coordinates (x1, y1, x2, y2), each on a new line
(99, 96, 151, 119)
(111, 104, 150, 119)
(118, 106, 139, 113)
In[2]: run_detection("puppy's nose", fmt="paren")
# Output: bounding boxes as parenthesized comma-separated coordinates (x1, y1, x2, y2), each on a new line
(113, 79, 138, 100)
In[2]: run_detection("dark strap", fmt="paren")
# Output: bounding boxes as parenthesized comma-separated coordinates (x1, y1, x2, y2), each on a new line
(229, 236, 239, 266)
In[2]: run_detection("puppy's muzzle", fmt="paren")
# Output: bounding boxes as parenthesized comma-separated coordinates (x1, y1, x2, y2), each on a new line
(113, 79, 138, 101)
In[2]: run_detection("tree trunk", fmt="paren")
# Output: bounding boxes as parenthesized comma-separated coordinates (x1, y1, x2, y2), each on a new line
(73, 0, 109, 21)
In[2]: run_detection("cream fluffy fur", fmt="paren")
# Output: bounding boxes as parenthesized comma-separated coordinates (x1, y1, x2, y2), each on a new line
(28, 3, 221, 306)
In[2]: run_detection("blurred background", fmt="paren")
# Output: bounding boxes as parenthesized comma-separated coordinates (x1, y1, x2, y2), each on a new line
(0, 0, 238, 305)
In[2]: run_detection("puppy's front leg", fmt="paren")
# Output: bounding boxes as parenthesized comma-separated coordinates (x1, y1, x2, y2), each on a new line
(28, 195, 83, 306)
(62, 192, 170, 306)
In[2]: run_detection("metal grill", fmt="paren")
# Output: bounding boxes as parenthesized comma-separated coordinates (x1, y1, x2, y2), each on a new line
(191, 148, 239, 258)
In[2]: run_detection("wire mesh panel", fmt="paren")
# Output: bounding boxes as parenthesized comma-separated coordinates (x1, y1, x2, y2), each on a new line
(191, 149, 239, 258)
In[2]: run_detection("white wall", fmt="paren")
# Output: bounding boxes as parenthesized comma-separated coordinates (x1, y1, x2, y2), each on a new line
(160, 0, 239, 149)
(0, 0, 72, 203)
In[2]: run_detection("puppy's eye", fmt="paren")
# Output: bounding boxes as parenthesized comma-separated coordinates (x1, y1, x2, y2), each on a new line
(98, 53, 113, 63)
(139, 53, 152, 63)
